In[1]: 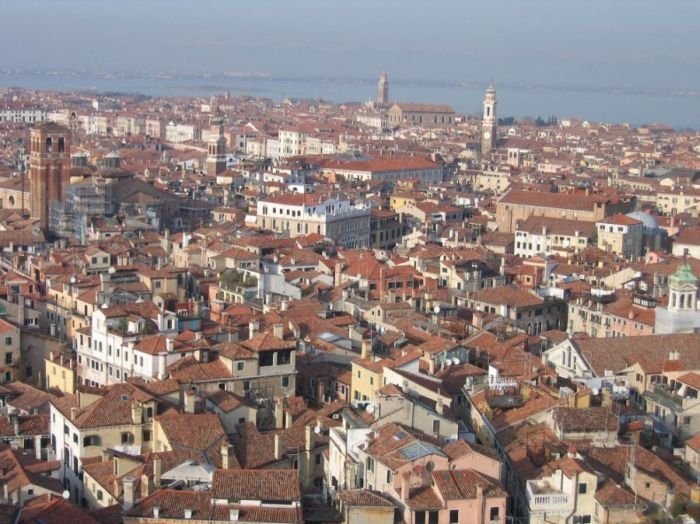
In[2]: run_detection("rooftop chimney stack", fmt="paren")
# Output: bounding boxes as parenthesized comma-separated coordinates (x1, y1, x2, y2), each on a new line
(184, 390, 196, 413)
(361, 338, 372, 359)
(274, 433, 283, 461)
(122, 477, 135, 510)
(153, 457, 162, 487)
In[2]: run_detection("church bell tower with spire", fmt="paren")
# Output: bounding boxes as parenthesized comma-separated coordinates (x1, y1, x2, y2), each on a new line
(377, 72, 389, 105)
(481, 83, 497, 155)
(206, 100, 227, 177)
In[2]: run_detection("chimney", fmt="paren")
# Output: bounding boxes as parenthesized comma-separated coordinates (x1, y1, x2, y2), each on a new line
(122, 476, 136, 510)
(157, 353, 167, 380)
(165, 337, 173, 352)
(184, 390, 196, 413)
(400, 472, 410, 501)
(153, 457, 162, 487)
(285, 410, 293, 429)
(70, 407, 77, 421)
(17, 295, 24, 327)
(280, 300, 288, 312)
(273, 323, 284, 339)
(248, 320, 258, 338)
(131, 403, 142, 424)
(153, 507, 160, 519)
(275, 398, 285, 429)
(305, 424, 314, 451)
(229, 508, 240, 521)
(401, 380, 409, 395)
(140, 473, 151, 499)
(436, 397, 444, 416)
(274, 433, 283, 460)
(379, 266, 386, 301)
(221, 444, 234, 469)
(334, 262, 342, 287)
(361, 338, 372, 359)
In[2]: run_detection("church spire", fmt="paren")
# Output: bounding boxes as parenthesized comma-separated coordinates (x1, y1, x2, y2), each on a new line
(481, 83, 497, 156)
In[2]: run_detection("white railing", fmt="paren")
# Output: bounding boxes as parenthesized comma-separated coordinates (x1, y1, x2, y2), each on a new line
(526, 482, 571, 513)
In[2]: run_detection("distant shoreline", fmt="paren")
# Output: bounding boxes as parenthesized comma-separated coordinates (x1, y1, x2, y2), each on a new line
(1, 70, 698, 130)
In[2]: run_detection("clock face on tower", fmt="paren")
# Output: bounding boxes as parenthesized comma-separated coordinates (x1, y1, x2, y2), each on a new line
(483, 131, 491, 140)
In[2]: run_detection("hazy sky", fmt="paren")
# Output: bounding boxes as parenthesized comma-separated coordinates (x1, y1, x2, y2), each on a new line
(3, 0, 700, 90)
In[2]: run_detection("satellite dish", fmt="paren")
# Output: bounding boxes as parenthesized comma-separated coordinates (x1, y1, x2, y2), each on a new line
(314, 426, 321, 434)
(433, 306, 441, 314)
(70, 276, 77, 284)
(62, 490, 70, 500)
(365, 404, 375, 414)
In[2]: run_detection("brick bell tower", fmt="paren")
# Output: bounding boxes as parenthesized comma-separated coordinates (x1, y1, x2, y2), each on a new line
(206, 102, 227, 177)
(29, 122, 71, 233)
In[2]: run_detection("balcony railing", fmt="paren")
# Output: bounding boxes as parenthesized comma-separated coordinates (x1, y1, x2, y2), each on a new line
(653, 385, 682, 406)
(526, 482, 571, 513)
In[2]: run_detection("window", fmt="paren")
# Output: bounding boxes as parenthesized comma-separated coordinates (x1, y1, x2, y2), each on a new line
(5, 353, 12, 365)
(142, 430, 151, 442)
(450, 510, 459, 524)
(97, 490, 103, 501)
(121, 432, 134, 444)
(237, 362, 244, 372)
(432, 420, 440, 434)
(4, 337, 11, 346)
(277, 350, 291, 365)
(315, 453, 321, 465)
(578, 482, 587, 494)
(83, 435, 101, 447)
(489, 507, 500, 521)
(386, 470, 393, 483)
(282, 376, 289, 388)
(366, 457, 374, 472)
(260, 352, 274, 367)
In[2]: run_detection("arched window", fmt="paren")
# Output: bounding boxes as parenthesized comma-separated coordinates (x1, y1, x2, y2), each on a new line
(45, 137, 53, 153)
(58, 137, 65, 153)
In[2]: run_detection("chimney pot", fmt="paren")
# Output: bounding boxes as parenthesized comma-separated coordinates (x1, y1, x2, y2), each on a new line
(274, 433, 283, 460)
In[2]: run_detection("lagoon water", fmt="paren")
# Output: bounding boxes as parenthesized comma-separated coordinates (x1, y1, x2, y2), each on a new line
(1, 0, 699, 128)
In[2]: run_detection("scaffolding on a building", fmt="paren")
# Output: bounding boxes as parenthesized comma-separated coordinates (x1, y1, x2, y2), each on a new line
(50, 180, 112, 241)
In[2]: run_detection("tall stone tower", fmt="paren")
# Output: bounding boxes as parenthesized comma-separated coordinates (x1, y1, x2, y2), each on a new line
(481, 83, 497, 155)
(377, 72, 389, 105)
(206, 103, 227, 177)
(29, 122, 71, 232)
